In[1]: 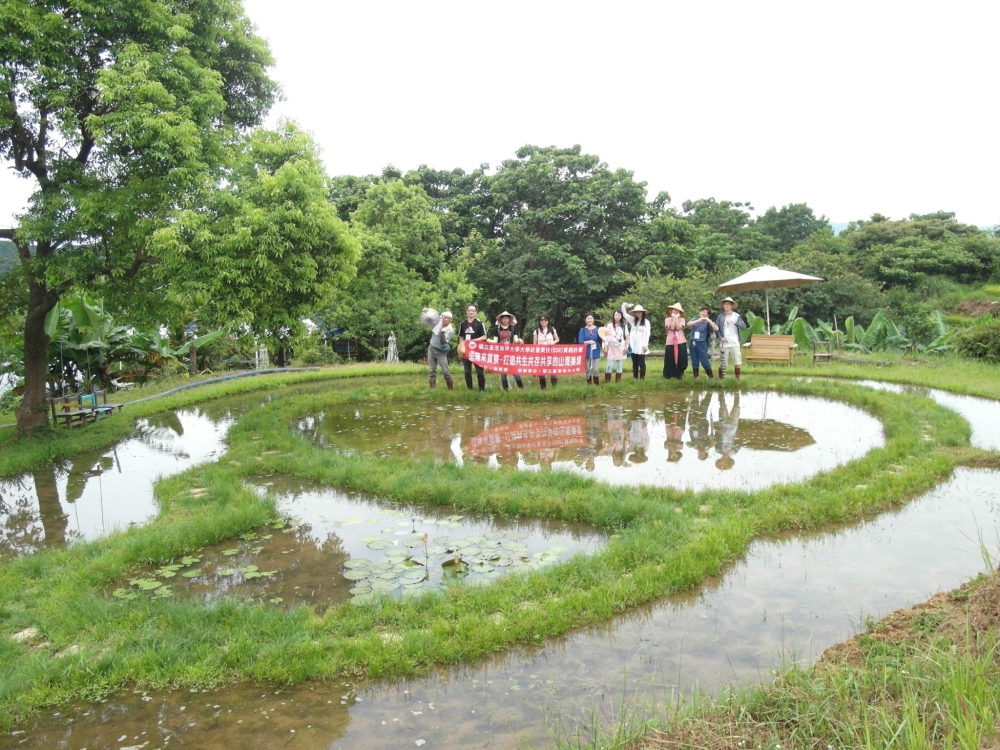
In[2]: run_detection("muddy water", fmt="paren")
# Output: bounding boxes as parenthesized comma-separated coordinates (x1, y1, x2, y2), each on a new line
(850, 380, 1000, 451)
(116, 479, 603, 608)
(0, 382, 351, 559)
(297, 390, 884, 492)
(17, 468, 1000, 749)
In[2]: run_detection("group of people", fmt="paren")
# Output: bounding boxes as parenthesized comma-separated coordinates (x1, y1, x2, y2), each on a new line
(425, 298, 749, 391)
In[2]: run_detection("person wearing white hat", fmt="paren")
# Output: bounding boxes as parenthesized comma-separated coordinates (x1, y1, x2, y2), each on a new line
(663, 303, 688, 379)
(716, 297, 747, 380)
(426, 309, 454, 390)
(622, 302, 651, 380)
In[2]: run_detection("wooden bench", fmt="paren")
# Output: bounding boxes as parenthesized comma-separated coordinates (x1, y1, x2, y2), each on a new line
(50, 395, 97, 429)
(88, 389, 124, 418)
(742, 334, 797, 365)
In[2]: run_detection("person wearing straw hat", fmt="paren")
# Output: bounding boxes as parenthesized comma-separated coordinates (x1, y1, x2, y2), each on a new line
(715, 297, 747, 381)
(425, 309, 454, 390)
(601, 309, 629, 383)
(663, 303, 688, 379)
(687, 305, 719, 379)
(621, 302, 651, 380)
(492, 311, 524, 390)
(578, 312, 602, 385)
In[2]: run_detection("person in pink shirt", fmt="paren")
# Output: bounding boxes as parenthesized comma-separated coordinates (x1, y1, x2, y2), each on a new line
(662, 303, 688, 380)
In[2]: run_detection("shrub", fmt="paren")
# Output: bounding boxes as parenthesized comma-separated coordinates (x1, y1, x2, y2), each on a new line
(954, 322, 1000, 362)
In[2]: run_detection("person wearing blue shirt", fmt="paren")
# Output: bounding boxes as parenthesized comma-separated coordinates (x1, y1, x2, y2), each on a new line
(687, 306, 719, 378)
(578, 312, 601, 385)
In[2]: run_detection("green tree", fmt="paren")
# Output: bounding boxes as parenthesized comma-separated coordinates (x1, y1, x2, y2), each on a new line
(678, 198, 768, 270)
(163, 123, 360, 364)
(841, 213, 998, 289)
(320, 178, 448, 360)
(0, 0, 276, 434)
(755, 203, 830, 255)
(351, 180, 445, 282)
(470, 145, 654, 333)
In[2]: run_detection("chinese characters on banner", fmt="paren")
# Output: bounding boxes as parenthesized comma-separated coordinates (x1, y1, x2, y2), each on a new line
(465, 340, 586, 376)
(467, 417, 587, 457)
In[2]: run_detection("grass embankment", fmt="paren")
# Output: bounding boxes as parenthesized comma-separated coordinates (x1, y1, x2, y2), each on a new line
(633, 566, 1000, 750)
(0, 362, 424, 478)
(0, 373, 987, 729)
(754, 352, 1000, 401)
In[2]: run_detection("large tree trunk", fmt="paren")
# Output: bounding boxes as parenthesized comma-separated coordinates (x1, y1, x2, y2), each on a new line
(15, 278, 60, 436)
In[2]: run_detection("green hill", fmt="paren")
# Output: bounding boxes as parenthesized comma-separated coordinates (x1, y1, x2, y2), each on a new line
(0, 240, 16, 274)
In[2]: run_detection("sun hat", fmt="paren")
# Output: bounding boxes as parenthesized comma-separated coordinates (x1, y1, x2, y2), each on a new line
(631, 304, 648, 314)
(668, 303, 684, 314)
(496, 311, 513, 319)
(720, 296, 738, 309)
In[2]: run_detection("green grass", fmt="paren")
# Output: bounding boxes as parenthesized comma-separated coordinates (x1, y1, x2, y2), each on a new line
(0, 362, 425, 477)
(0, 369, 989, 729)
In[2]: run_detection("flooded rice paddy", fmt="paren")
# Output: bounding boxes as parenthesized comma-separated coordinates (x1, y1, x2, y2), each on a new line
(0, 383, 340, 559)
(297, 390, 884, 492)
(116, 478, 602, 608)
(15, 468, 1000, 749)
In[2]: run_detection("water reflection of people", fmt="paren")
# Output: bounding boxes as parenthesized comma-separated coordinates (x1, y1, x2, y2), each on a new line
(715, 391, 741, 470)
(602, 406, 628, 466)
(627, 412, 649, 464)
(687, 392, 714, 461)
(664, 410, 686, 463)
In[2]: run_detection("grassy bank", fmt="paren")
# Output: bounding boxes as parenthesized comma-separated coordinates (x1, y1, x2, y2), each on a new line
(0, 362, 424, 477)
(0, 373, 988, 728)
(629, 562, 1000, 750)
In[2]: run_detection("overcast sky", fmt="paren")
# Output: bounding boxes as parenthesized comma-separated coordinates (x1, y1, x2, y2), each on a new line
(2, 0, 997, 227)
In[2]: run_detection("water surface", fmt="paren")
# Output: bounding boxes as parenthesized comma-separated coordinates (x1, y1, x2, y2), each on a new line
(298, 390, 884, 492)
(19, 468, 1000, 749)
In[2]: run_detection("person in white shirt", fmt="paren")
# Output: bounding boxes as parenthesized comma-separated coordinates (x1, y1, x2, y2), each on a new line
(533, 314, 560, 390)
(426, 310, 454, 390)
(621, 303, 651, 380)
(715, 297, 747, 380)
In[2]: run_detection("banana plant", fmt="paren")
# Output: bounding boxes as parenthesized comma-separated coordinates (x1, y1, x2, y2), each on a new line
(844, 310, 910, 353)
(742, 311, 767, 343)
(770, 306, 799, 335)
(792, 318, 820, 349)
(913, 311, 953, 355)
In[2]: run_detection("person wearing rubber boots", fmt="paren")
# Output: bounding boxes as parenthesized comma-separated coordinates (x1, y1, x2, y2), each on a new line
(716, 297, 747, 381)
(687, 306, 718, 379)
(457, 304, 487, 391)
(427, 310, 454, 390)
(492, 311, 524, 390)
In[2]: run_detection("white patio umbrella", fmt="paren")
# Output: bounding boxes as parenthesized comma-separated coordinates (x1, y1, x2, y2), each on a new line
(716, 266, 824, 332)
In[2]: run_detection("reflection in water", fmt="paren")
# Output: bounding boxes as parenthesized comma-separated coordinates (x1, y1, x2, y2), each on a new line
(19, 469, 1000, 749)
(300, 390, 880, 491)
(0, 383, 339, 560)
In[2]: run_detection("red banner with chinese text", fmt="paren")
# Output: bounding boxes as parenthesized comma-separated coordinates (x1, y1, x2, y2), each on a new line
(466, 340, 586, 376)
(467, 417, 587, 457)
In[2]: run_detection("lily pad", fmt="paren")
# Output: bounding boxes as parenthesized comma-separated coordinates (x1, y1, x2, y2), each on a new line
(470, 563, 495, 574)
(402, 539, 426, 549)
(376, 571, 398, 580)
(156, 570, 177, 578)
(366, 540, 393, 550)
(506, 532, 529, 540)
(484, 531, 505, 539)
(461, 546, 482, 556)
(432, 536, 451, 544)
(221, 549, 240, 556)
(161, 564, 184, 572)
(343, 559, 371, 570)
(112, 588, 138, 600)
(239, 565, 259, 574)
(343, 570, 372, 581)
(426, 545, 447, 555)
(493, 557, 514, 567)
(349, 585, 372, 595)
(269, 597, 284, 604)
(218, 567, 237, 576)
(465, 535, 485, 544)
(133, 579, 162, 590)
(181, 569, 203, 578)
(243, 572, 264, 580)
(447, 515, 464, 521)
(451, 539, 471, 549)
(401, 570, 426, 580)
(361, 536, 381, 543)
(371, 581, 400, 592)
(385, 549, 409, 559)
(153, 585, 174, 596)
(180, 556, 201, 566)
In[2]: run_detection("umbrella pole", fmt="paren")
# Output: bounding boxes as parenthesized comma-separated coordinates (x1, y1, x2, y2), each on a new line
(766, 289, 771, 333)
